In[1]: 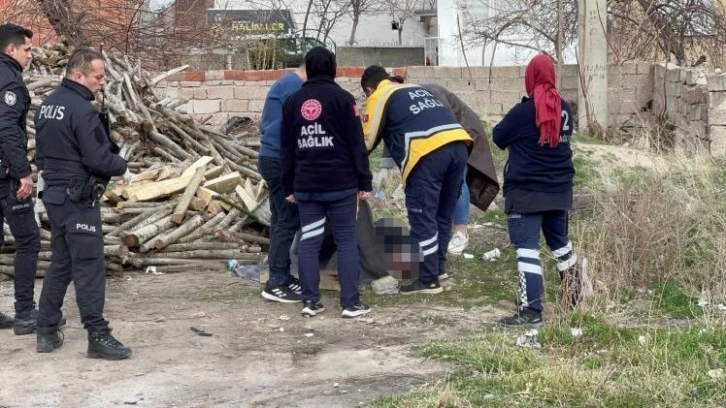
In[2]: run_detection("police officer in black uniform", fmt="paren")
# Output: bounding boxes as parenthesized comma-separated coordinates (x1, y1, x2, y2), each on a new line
(0, 24, 42, 335)
(34, 47, 132, 360)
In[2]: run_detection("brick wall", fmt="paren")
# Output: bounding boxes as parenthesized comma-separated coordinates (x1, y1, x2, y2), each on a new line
(153, 63, 726, 154)
(654, 63, 726, 154)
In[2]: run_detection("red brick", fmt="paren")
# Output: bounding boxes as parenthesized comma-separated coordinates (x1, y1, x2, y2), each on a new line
(183, 71, 206, 81)
(336, 67, 365, 78)
(392, 67, 407, 78)
(223, 71, 246, 81)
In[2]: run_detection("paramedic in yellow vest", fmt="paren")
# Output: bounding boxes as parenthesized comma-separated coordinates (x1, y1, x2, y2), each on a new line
(361, 65, 471, 294)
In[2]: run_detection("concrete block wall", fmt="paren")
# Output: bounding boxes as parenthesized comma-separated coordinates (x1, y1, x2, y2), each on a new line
(152, 63, 725, 154)
(654, 63, 726, 154)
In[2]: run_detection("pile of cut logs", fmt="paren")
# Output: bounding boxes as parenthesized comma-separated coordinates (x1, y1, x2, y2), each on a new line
(0, 43, 270, 280)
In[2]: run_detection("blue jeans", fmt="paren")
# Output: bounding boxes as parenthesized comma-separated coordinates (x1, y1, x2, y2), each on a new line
(452, 166, 469, 225)
(506, 210, 577, 312)
(297, 193, 360, 308)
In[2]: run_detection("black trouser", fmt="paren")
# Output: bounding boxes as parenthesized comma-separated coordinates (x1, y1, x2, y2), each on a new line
(0, 180, 40, 317)
(298, 193, 360, 308)
(405, 142, 468, 285)
(258, 157, 300, 288)
(37, 187, 108, 332)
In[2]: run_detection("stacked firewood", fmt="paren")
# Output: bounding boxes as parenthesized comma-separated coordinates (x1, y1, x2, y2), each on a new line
(0, 43, 270, 279)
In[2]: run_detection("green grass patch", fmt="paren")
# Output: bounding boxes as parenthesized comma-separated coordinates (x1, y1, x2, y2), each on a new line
(654, 282, 704, 319)
(369, 315, 726, 408)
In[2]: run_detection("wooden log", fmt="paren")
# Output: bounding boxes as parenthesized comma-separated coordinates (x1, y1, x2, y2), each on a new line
(189, 196, 207, 212)
(150, 64, 190, 86)
(161, 242, 242, 252)
(218, 208, 241, 230)
(152, 146, 180, 163)
(166, 121, 210, 155)
(236, 232, 270, 246)
(171, 167, 207, 225)
(153, 214, 204, 249)
(149, 131, 190, 160)
(126, 173, 195, 201)
(235, 184, 259, 211)
(180, 156, 214, 177)
(124, 202, 177, 234)
(195, 186, 217, 208)
(177, 212, 225, 243)
(121, 215, 175, 247)
(203, 171, 242, 194)
(143, 250, 263, 260)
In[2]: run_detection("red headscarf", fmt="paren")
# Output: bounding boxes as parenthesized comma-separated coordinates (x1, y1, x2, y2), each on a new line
(525, 54, 562, 148)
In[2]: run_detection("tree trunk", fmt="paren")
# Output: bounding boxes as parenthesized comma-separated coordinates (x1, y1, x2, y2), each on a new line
(349, 13, 360, 45)
(636, 0, 686, 64)
(39, 0, 89, 46)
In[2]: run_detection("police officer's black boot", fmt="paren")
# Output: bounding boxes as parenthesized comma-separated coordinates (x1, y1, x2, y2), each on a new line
(36, 327, 64, 353)
(88, 329, 132, 360)
(0, 312, 13, 329)
(14, 308, 67, 336)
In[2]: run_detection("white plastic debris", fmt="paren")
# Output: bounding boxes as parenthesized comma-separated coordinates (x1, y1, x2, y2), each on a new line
(697, 298, 709, 307)
(333, 382, 340, 388)
(716, 304, 726, 312)
(279, 327, 284, 332)
(638, 335, 649, 346)
(516, 329, 541, 348)
(145, 266, 164, 275)
(708, 369, 723, 379)
(483, 248, 501, 261)
(304, 333, 314, 338)
(279, 315, 290, 321)
(570, 328, 583, 338)
(463, 253, 474, 260)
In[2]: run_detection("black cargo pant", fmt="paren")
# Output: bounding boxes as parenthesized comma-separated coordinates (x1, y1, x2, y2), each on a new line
(37, 186, 108, 332)
(0, 179, 40, 317)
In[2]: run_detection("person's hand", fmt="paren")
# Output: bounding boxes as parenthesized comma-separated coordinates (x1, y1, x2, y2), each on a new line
(16, 175, 33, 200)
(286, 194, 296, 204)
(358, 191, 371, 201)
(123, 168, 134, 184)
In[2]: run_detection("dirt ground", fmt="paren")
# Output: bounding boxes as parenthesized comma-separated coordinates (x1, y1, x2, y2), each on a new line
(0, 271, 505, 408)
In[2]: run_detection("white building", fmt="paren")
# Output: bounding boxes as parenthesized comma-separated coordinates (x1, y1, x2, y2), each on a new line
(437, 0, 578, 66)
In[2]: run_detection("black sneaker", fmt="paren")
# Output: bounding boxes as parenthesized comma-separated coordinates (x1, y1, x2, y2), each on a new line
(287, 277, 302, 296)
(341, 303, 371, 318)
(88, 329, 132, 360)
(262, 284, 302, 303)
(0, 312, 13, 329)
(499, 308, 543, 327)
(37, 327, 64, 353)
(301, 301, 325, 317)
(399, 280, 443, 295)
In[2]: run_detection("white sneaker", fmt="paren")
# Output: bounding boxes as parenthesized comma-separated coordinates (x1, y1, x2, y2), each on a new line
(447, 231, 469, 255)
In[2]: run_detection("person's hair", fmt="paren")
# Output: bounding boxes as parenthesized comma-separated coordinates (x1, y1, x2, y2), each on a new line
(0, 24, 33, 53)
(66, 47, 104, 76)
(361, 65, 392, 91)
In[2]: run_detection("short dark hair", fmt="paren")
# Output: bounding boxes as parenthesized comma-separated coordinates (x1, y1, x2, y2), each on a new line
(0, 24, 33, 53)
(66, 47, 104, 76)
(361, 65, 391, 91)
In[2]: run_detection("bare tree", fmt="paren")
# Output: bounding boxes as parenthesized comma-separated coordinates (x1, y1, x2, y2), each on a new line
(312, 0, 350, 44)
(460, 0, 726, 67)
(383, 0, 419, 45)
(348, 0, 380, 45)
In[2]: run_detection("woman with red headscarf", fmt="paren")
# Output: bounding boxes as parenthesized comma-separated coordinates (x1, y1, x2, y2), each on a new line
(492, 54, 580, 326)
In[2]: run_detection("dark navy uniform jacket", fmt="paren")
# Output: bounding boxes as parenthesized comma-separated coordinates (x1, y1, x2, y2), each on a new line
(493, 97, 575, 213)
(0, 53, 32, 180)
(280, 48, 372, 197)
(35, 78, 127, 188)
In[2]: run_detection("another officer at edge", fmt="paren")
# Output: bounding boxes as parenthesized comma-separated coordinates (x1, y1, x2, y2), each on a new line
(34, 47, 131, 360)
(0, 24, 42, 335)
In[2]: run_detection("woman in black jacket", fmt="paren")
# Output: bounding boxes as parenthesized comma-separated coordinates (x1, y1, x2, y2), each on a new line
(280, 47, 373, 318)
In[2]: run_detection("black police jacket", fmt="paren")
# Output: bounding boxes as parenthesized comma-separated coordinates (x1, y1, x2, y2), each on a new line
(0, 53, 32, 179)
(35, 78, 127, 186)
(280, 76, 372, 196)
